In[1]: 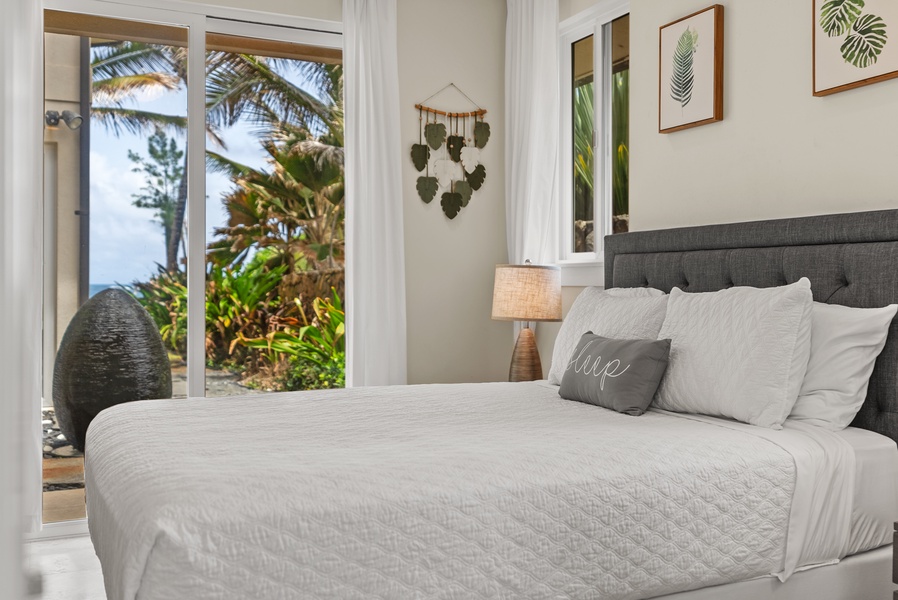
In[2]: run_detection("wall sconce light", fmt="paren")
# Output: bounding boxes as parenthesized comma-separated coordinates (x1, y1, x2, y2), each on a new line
(45, 110, 83, 130)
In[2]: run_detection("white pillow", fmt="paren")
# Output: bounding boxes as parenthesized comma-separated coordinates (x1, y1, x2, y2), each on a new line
(654, 278, 813, 429)
(547, 287, 668, 385)
(789, 302, 897, 430)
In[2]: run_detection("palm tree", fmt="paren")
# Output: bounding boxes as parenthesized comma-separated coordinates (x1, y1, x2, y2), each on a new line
(89, 41, 341, 272)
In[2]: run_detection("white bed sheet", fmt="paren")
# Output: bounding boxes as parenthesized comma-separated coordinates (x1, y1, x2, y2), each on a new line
(85, 382, 866, 600)
(835, 426, 898, 555)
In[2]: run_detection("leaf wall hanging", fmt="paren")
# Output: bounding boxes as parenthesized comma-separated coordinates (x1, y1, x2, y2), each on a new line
(441, 191, 463, 219)
(412, 82, 489, 220)
(460, 147, 481, 173)
(670, 27, 699, 108)
(447, 135, 465, 162)
(410, 144, 430, 172)
(474, 121, 490, 149)
(434, 159, 463, 188)
(417, 176, 439, 203)
(465, 164, 486, 190)
(454, 180, 473, 207)
(424, 123, 447, 150)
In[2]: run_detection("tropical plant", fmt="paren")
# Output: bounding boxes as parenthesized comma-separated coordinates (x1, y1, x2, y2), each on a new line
(129, 128, 185, 269)
(207, 63, 345, 273)
(128, 266, 188, 355)
(670, 27, 698, 108)
(204, 261, 288, 366)
(573, 80, 594, 233)
(238, 289, 344, 382)
(611, 69, 629, 224)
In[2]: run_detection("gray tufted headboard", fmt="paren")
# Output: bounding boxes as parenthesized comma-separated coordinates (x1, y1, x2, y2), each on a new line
(604, 209, 898, 443)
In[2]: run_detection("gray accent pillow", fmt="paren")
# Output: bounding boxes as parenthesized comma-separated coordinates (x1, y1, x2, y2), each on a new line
(558, 333, 671, 416)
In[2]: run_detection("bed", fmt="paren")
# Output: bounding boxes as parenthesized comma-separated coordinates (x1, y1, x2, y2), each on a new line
(85, 209, 898, 599)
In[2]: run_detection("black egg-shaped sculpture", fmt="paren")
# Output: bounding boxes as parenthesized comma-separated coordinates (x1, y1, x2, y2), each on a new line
(53, 289, 172, 451)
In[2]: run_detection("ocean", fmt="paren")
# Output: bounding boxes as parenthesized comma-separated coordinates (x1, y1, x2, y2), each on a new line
(89, 283, 115, 297)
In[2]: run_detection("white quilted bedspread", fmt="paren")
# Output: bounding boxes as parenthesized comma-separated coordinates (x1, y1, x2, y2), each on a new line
(85, 382, 853, 600)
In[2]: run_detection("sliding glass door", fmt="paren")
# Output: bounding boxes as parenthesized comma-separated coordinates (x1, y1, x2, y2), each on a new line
(40, 1, 341, 526)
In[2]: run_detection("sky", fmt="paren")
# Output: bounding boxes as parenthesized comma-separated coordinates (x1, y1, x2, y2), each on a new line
(88, 51, 314, 286)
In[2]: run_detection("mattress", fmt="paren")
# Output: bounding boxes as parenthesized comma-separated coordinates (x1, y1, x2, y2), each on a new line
(85, 382, 871, 600)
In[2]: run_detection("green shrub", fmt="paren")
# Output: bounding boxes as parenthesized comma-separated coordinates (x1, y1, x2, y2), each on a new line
(283, 351, 345, 390)
(128, 266, 188, 355)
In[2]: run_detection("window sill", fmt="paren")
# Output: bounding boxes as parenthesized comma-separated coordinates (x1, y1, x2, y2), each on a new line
(557, 259, 604, 287)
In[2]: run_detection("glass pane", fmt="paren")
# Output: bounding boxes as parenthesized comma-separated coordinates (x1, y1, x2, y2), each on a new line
(611, 14, 630, 234)
(204, 34, 345, 397)
(572, 34, 594, 252)
(42, 12, 188, 523)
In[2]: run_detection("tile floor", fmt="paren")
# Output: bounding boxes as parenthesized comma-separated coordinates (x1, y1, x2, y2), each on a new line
(25, 535, 105, 600)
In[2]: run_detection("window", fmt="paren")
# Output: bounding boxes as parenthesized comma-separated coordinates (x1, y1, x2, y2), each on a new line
(560, 2, 629, 267)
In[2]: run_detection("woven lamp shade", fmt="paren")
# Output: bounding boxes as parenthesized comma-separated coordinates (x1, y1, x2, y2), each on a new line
(491, 264, 562, 322)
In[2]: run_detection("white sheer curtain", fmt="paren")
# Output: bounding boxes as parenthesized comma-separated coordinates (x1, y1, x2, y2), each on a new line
(343, 0, 408, 386)
(505, 0, 561, 267)
(1, 0, 43, 586)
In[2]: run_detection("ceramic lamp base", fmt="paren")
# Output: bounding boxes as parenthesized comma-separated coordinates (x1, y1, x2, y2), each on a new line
(509, 327, 542, 382)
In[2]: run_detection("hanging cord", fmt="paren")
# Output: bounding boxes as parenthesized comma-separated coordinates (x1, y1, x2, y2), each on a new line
(420, 82, 484, 111)
(415, 82, 487, 118)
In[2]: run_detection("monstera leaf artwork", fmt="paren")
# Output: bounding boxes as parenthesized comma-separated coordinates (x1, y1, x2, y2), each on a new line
(417, 176, 439, 203)
(465, 164, 486, 191)
(840, 13, 888, 67)
(670, 27, 699, 108)
(424, 123, 447, 150)
(820, 0, 865, 36)
(440, 191, 463, 219)
(815, 0, 895, 95)
(447, 135, 465, 162)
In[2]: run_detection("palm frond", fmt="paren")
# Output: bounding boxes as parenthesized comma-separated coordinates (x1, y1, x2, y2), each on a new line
(91, 42, 178, 82)
(90, 106, 187, 137)
(205, 52, 332, 134)
(92, 73, 180, 104)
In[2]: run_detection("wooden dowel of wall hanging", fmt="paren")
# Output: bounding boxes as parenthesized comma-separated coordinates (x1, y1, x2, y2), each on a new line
(414, 104, 487, 118)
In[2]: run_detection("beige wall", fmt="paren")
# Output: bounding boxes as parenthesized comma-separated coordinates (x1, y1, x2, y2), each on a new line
(630, 0, 898, 231)
(398, 0, 512, 384)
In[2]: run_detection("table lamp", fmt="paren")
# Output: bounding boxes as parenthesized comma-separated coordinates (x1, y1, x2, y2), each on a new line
(491, 262, 562, 381)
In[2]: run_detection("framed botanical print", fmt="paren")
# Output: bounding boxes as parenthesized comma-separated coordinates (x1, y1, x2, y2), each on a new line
(814, 0, 898, 96)
(658, 5, 724, 134)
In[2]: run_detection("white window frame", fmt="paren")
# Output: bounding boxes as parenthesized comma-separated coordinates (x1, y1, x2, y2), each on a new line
(33, 0, 341, 539)
(557, 0, 628, 286)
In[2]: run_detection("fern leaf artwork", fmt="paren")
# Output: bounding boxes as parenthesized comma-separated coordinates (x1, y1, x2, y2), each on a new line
(670, 28, 699, 108)
(840, 13, 888, 67)
(820, 0, 865, 37)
